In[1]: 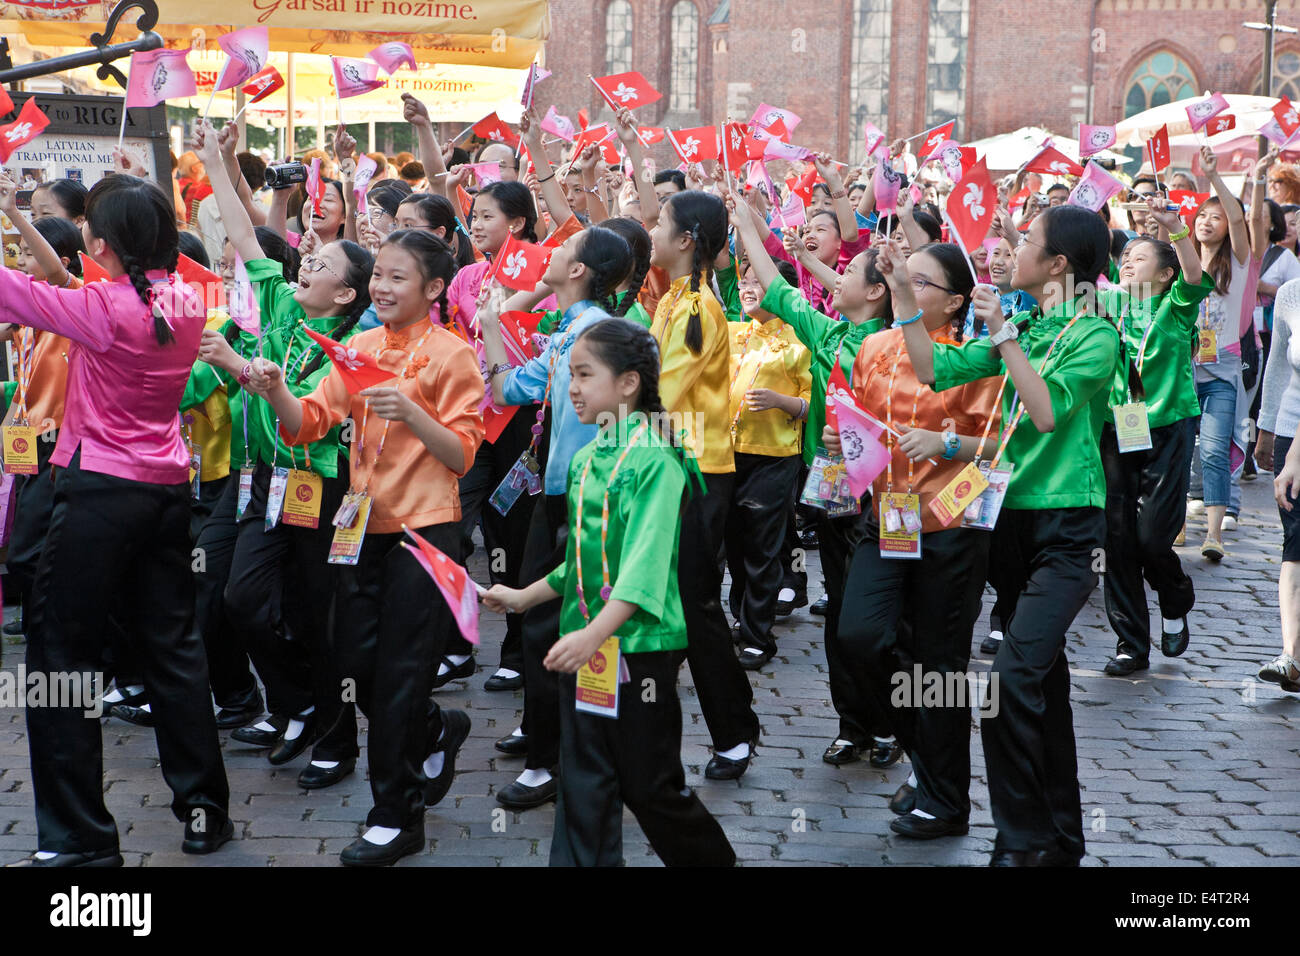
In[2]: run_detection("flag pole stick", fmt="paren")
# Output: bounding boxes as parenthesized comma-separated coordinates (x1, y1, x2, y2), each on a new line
(942, 209, 981, 286)
(203, 70, 221, 124)
(117, 58, 132, 151)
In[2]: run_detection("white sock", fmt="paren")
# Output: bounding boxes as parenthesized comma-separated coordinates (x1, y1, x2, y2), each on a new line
(910, 808, 937, 820)
(284, 719, 305, 741)
(874, 735, 895, 745)
(103, 688, 125, 704)
(447, 654, 470, 665)
(124, 685, 145, 696)
(777, 587, 796, 602)
(743, 647, 766, 656)
(493, 668, 520, 679)
(907, 772, 918, 788)
(509, 727, 525, 738)
(516, 768, 551, 787)
(1115, 653, 1133, 661)
(252, 720, 278, 733)
(310, 760, 339, 769)
(362, 825, 402, 846)
(423, 751, 445, 778)
(34, 851, 59, 860)
(138, 703, 151, 714)
(717, 742, 750, 761)
(988, 630, 1003, 643)
(1162, 617, 1185, 634)
(832, 738, 854, 747)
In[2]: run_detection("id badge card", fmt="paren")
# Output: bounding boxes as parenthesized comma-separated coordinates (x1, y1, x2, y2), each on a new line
(879, 492, 922, 559)
(928, 462, 989, 527)
(963, 461, 1015, 531)
(1195, 327, 1218, 364)
(575, 634, 622, 718)
(236, 466, 254, 519)
(282, 469, 324, 528)
(801, 450, 861, 516)
(189, 450, 202, 500)
(489, 450, 541, 516)
(2, 424, 38, 475)
(1113, 402, 1153, 453)
(264, 466, 290, 531)
(328, 493, 372, 565)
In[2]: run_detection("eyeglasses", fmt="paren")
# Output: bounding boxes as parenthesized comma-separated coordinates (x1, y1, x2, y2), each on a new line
(300, 254, 342, 282)
(910, 275, 956, 295)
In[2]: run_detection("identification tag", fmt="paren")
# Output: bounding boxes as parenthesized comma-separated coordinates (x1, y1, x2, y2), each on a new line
(928, 462, 989, 526)
(265, 466, 290, 531)
(328, 493, 372, 565)
(575, 634, 622, 718)
(1113, 402, 1153, 453)
(2, 424, 38, 476)
(879, 492, 922, 559)
(963, 461, 1015, 531)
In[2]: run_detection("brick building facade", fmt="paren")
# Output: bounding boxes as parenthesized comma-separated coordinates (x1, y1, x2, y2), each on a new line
(539, 0, 1299, 164)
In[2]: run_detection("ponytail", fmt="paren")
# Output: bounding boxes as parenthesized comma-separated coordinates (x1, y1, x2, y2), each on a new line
(664, 191, 728, 355)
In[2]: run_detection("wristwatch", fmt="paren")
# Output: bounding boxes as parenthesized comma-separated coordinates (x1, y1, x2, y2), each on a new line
(941, 430, 960, 460)
(489, 362, 514, 378)
(988, 321, 1019, 347)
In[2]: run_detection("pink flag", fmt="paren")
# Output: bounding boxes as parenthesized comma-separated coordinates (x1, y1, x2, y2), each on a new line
(540, 104, 576, 141)
(352, 153, 378, 198)
(125, 49, 196, 109)
(1185, 92, 1229, 132)
(1078, 124, 1117, 157)
(775, 190, 805, 229)
(750, 103, 802, 135)
(229, 255, 260, 336)
(520, 62, 550, 107)
(873, 157, 905, 215)
(763, 138, 814, 161)
(746, 159, 778, 205)
(863, 121, 887, 159)
(465, 161, 502, 185)
(331, 56, 385, 99)
(306, 156, 323, 217)
(830, 390, 890, 499)
(403, 527, 481, 645)
(1067, 160, 1125, 212)
(368, 41, 416, 76)
(215, 26, 268, 92)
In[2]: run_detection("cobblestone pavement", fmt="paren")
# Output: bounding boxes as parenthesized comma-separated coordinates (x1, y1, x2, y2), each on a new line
(1, 478, 1297, 867)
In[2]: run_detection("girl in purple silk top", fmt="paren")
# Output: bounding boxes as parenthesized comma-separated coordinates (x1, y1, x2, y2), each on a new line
(0, 173, 231, 867)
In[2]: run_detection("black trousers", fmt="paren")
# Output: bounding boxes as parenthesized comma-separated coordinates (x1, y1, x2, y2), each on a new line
(191, 474, 258, 707)
(839, 524, 991, 821)
(726, 453, 802, 655)
(780, 468, 810, 597)
(1101, 419, 1197, 660)
(454, 410, 539, 672)
(680, 472, 761, 751)
(334, 522, 459, 829)
(224, 461, 357, 761)
(550, 650, 736, 867)
(817, 504, 893, 744)
(982, 506, 1104, 861)
(519, 493, 568, 770)
(6, 429, 58, 608)
(25, 452, 229, 853)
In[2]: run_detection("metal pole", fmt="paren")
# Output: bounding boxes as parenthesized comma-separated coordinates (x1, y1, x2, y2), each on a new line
(1265, 0, 1279, 97)
(286, 51, 296, 160)
(236, 88, 247, 152)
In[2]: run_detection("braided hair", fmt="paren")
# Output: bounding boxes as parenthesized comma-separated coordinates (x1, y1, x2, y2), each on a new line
(664, 190, 728, 354)
(382, 229, 459, 330)
(601, 217, 651, 316)
(84, 174, 180, 346)
(572, 226, 632, 316)
(295, 239, 375, 383)
(915, 242, 974, 343)
(574, 317, 684, 454)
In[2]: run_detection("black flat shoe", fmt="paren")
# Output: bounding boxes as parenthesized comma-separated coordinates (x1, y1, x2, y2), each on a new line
(1161, 618, 1190, 658)
(979, 634, 1003, 655)
(484, 671, 524, 692)
(704, 746, 753, 781)
(809, 594, 829, 617)
(267, 717, 317, 766)
(738, 647, 775, 671)
(774, 592, 808, 617)
(799, 528, 820, 550)
(822, 739, 861, 765)
(298, 758, 356, 790)
(215, 688, 265, 729)
(890, 813, 969, 839)
(889, 782, 916, 815)
(1103, 655, 1150, 677)
(3, 617, 24, 637)
(496, 777, 558, 809)
(423, 709, 471, 808)
(231, 716, 288, 748)
(989, 849, 1033, 867)
(109, 703, 154, 727)
(494, 733, 529, 756)
(183, 816, 234, 855)
(339, 823, 424, 867)
(868, 738, 903, 768)
(6, 847, 123, 867)
(430, 656, 476, 690)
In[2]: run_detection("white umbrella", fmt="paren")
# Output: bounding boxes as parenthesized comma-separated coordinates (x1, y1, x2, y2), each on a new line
(964, 125, 1130, 173)
(1117, 92, 1278, 146)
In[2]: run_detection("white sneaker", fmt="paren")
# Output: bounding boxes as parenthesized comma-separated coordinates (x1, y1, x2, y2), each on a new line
(1222, 514, 1238, 532)
(1186, 499, 1205, 516)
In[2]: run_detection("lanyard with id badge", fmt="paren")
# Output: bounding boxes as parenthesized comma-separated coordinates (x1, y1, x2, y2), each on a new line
(3, 329, 39, 476)
(878, 346, 923, 559)
(329, 326, 433, 565)
(571, 422, 647, 717)
(1111, 310, 1155, 454)
(266, 334, 326, 531)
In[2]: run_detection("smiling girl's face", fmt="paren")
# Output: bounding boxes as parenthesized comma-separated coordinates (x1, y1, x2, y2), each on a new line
(292, 242, 355, 316)
(469, 192, 521, 256)
(369, 243, 440, 328)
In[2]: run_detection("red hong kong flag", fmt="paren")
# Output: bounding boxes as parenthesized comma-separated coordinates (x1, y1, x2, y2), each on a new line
(946, 157, 995, 253)
(788, 165, 819, 207)
(1206, 114, 1236, 136)
(1168, 189, 1211, 226)
(591, 71, 663, 111)
(78, 253, 110, 284)
(177, 253, 225, 309)
(1275, 96, 1300, 138)
(541, 214, 583, 251)
(1023, 143, 1083, 177)
(917, 121, 955, 159)
(636, 126, 665, 146)
(490, 232, 548, 292)
(242, 66, 285, 104)
(1147, 124, 1171, 172)
(401, 526, 482, 646)
(0, 84, 13, 117)
(720, 121, 755, 169)
(498, 309, 547, 364)
(666, 126, 719, 163)
(472, 111, 519, 147)
(0, 97, 50, 164)
(301, 326, 394, 394)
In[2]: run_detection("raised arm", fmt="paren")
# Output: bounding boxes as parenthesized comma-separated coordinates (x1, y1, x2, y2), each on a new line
(727, 190, 780, 290)
(893, 186, 931, 256)
(877, 237, 938, 385)
(195, 120, 265, 266)
(576, 144, 610, 225)
(783, 229, 840, 295)
(520, 104, 575, 227)
(612, 106, 659, 232)
(813, 152, 858, 243)
(334, 124, 360, 243)
(1251, 147, 1281, 263)
(1201, 145, 1250, 266)
(1146, 195, 1201, 286)
(216, 121, 267, 228)
(0, 173, 74, 288)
